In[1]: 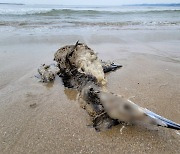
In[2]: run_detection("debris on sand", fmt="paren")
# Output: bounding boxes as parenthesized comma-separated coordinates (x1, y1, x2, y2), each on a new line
(29, 103, 37, 108)
(37, 64, 60, 82)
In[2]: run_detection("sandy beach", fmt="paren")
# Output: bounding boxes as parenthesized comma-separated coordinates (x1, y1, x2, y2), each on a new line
(0, 29, 180, 153)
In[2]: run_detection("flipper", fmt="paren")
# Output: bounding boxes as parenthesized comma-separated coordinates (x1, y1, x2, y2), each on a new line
(102, 61, 122, 73)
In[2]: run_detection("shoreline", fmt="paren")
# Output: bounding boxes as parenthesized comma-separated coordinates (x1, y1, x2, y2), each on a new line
(0, 30, 180, 153)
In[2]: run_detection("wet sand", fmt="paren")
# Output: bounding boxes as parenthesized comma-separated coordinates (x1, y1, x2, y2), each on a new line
(0, 30, 180, 153)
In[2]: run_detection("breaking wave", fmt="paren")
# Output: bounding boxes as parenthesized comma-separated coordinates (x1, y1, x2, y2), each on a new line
(32, 9, 180, 16)
(1, 8, 180, 16)
(1, 20, 179, 28)
(0, 5, 180, 30)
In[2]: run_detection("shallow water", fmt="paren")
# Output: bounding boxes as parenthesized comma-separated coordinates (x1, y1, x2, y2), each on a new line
(0, 4, 180, 33)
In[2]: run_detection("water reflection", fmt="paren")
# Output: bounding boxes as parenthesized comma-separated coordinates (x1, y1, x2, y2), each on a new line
(45, 81, 54, 89)
(64, 88, 78, 101)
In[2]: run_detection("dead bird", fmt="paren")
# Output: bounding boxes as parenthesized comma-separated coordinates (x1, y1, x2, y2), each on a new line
(37, 64, 60, 82)
(54, 41, 180, 131)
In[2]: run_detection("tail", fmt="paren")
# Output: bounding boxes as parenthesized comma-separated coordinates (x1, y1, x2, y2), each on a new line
(144, 108, 180, 130)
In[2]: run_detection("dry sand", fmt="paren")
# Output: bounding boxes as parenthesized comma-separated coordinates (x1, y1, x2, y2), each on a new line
(0, 30, 180, 154)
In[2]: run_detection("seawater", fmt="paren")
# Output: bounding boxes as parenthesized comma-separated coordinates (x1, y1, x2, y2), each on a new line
(0, 3, 180, 34)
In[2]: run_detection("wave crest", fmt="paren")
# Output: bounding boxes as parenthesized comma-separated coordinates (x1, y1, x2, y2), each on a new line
(1, 8, 180, 16)
(28, 9, 180, 16)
